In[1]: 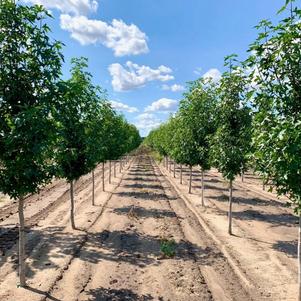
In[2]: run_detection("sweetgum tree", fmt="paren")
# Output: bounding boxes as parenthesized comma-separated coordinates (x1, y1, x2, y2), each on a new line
(210, 56, 252, 235)
(246, 1, 301, 298)
(179, 78, 217, 204)
(55, 57, 98, 229)
(0, 1, 63, 286)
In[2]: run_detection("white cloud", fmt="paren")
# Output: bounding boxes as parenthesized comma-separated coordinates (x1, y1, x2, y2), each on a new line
(134, 113, 162, 132)
(194, 67, 202, 76)
(145, 98, 177, 113)
(162, 84, 185, 92)
(60, 15, 149, 57)
(24, 0, 98, 15)
(108, 61, 174, 91)
(202, 68, 221, 82)
(110, 100, 138, 113)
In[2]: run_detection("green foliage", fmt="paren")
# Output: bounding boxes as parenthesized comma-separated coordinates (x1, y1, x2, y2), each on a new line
(55, 57, 100, 182)
(178, 78, 218, 169)
(246, 6, 301, 213)
(210, 59, 252, 181)
(0, 1, 63, 199)
(160, 238, 176, 258)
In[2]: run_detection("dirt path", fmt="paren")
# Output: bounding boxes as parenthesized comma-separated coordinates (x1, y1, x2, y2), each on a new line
(163, 162, 297, 300)
(0, 155, 255, 301)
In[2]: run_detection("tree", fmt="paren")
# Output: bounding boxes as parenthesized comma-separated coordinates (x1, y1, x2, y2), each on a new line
(55, 57, 99, 229)
(179, 78, 217, 204)
(0, 1, 63, 286)
(210, 56, 252, 235)
(246, 2, 301, 298)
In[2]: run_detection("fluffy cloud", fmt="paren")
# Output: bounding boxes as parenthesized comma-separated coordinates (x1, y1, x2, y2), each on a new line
(202, 68, 222, 82)
(24, 0, 98, 15)
(108, 61, 174, 91)
(110, 100, 138, 113)
(145, 98, 177, 113)
(60, 15, 149, 57)
(162, 84, 185, 92)
(134, 113, 162, 133)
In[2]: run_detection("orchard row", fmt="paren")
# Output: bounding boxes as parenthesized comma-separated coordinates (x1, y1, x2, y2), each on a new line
(0, 1, 141, 287)
(145, 1, 301, 299)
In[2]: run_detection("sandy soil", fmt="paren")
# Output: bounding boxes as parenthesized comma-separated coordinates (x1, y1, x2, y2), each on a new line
(0, 155, 295, 300)
(163, 161, 297, 300)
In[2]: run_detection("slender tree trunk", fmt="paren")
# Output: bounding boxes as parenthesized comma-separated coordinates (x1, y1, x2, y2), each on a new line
(18, 197, 26, 287)
(228, 180, 233, 235)
(169, 159, 172, 173)
(241, 167, 244, 182)
(114, 161, 116, 177)
(189, 165, 192, 194)
(298, 213, 301, 301)
(201, 168, 205, 206)
(92, 169, 95, 206)
(102, 162, 105, 191)
(263, 182, 265, 191)
(109, 161, 112, 184)
(173, 161, 176, 178)
(119, 159, 122, 173)
(70, 181, 76, 230)
(180, 164, 183, 184)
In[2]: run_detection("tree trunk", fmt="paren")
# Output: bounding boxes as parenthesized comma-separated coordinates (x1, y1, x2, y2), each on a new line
(114, 161, 116, 177)
(228, 180, 233, 235)
(70, 181, 76, 230)
(189, 165, 192, 194)
(109, 161, 112, 184)
(169, 159, 172, 173)
(201, 168, 205, 207)
(298, 213, 301, 301)
(102, 161, 105, 191)
(180, 164, 183, 184)
(119, 159, 122, 173)
(18, 197, 26, 287)
(241, 167, 244, 182)
(92, 169, 95, 206)
(173, 161, 176, 178)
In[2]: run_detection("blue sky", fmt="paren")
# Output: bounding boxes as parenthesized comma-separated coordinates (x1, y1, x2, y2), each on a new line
(24, 0, 285, 136)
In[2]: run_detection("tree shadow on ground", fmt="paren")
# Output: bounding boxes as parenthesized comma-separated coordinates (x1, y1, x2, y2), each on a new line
(127, 172, 154, 177)
(228, 209, 297, 227)
(193, 183, 230, 192)
(115, 190, 174, 201)
(272, 240, 297, 258)
(113, 206, 177, 219)
(124, 177, 158, 182)
(7, 225, 221, 282)
(210, 193, 287, 209)
(123, 183, 162, 190)
(83, 287, 154, 301)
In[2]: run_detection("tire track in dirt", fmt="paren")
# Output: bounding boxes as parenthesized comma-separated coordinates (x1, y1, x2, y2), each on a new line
(152, 159, 255, 301)
(0, 162, 116, 256)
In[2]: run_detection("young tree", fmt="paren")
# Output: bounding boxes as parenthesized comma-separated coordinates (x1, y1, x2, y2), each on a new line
(0, 1, 63, 286)
(179, 78, 217, 205)
(55, 57, 99, 229)
(210, 56, 252, 235)
(169, 116, 200, 194)
(246, 2, 301, 298)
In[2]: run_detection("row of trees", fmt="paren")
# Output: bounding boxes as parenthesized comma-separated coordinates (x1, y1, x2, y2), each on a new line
(145, 58, 251, 235)
(145, 1, 301, 299)
(0, 1, 141, 287)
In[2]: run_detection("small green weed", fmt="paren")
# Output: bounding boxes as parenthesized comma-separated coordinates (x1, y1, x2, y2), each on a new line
(160, 238, 176, 258)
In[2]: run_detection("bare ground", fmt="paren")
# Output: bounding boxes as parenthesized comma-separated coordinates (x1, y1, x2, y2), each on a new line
(0, 155, 295, 300)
